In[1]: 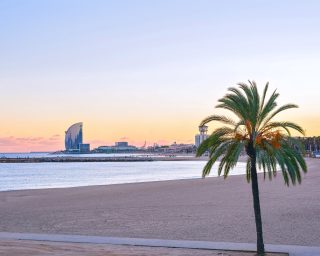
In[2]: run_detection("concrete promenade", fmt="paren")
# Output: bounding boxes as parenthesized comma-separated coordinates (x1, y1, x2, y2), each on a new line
(0, 232, 319, 255)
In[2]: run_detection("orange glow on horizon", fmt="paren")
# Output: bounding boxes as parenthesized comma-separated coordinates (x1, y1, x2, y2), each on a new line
(0, 114, 319, 153)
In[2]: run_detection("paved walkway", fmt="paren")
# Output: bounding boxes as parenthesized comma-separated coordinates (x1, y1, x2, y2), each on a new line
(0, 232, 320, 256)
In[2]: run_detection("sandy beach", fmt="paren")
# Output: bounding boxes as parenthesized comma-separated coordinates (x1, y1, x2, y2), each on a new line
(0, 158, 319, 249)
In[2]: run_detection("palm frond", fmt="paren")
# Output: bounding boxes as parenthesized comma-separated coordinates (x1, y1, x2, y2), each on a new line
(261, 121, 305, 136)
(202, 141, 233, 177)
(261, 104, 299, 128)
(220, 141, 244, 178)
(259, 82, 269, 113)
(200, 115, 236, 127)
(216, 96, 248, 121)
(257, 90, 279, 127)
(196, 127, 233, 157)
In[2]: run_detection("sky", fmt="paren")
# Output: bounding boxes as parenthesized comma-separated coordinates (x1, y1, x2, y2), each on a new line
(1, 0, 320, 152)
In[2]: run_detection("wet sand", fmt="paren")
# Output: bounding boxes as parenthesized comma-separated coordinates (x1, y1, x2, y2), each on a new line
(0, 158, 319, 247)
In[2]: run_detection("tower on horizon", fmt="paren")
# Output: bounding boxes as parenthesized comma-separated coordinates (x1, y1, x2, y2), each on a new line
(195, 125, 208, 148)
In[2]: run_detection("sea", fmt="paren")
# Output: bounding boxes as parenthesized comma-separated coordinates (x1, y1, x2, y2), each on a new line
(0, 153, 247, 192)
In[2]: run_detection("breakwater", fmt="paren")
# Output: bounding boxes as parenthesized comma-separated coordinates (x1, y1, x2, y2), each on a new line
(0, 156, 207, 163)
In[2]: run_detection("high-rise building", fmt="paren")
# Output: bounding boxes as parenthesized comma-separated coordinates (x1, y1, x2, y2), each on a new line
(195, 125, 208, 148)
(65, 122, 83, 152)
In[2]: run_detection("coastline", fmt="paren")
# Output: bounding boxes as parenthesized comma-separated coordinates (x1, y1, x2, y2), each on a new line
(1, 158, 319, 247)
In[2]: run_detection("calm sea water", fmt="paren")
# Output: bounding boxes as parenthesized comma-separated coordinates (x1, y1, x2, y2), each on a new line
(0, 153, 247, 192)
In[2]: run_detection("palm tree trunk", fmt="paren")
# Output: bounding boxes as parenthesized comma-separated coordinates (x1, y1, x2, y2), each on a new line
(250, 151, 265, 255)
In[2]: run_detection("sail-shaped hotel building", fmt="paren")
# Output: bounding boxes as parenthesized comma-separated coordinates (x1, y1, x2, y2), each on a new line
(65, 122, 89, 152)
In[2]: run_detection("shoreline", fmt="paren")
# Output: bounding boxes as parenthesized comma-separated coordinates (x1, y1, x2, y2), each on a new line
(0, 176, 208, 193)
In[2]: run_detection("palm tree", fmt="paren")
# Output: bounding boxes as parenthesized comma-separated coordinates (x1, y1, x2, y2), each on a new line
(196, 81, 307, 255)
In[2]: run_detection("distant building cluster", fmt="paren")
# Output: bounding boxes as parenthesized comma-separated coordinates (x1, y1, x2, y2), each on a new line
(146, 142, 195, 154)
(297, 136, 320, 157)
(64, 123, 141, 154)
(64, 122, 208, 154)
(94, 141, 138, 153)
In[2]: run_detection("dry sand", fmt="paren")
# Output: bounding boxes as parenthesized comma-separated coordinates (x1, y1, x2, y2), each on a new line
(0, 158, 319, 248)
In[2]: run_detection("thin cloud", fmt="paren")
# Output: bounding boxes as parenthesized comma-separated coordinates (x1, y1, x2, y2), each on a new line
(49, 134, 61, 141)
(0, 135, 63, 152)
(0, 137, 19, 146)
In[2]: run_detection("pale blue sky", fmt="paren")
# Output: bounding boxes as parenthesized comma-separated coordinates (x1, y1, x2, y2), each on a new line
(0, 0, 320, 151)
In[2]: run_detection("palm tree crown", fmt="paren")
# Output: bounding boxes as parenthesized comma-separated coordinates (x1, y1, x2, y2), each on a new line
(196, 81, 307, 185)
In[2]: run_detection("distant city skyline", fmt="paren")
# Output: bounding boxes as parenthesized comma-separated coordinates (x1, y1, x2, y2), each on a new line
(1, 0, 320, 152)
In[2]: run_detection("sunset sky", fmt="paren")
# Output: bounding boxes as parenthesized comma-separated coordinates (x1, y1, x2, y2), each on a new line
(1, 0, 320, 152)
